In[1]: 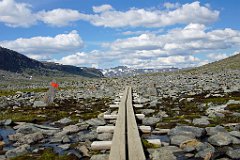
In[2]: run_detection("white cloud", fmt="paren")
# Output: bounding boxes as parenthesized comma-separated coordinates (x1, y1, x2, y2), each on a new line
(207, 53, 228, 61)
(0, 0, 36, 27)
(37, 9, 87, 27)
(85, 1, 219, 28)
(0, 30, 84, 55)
(163, 2, 180, 9)
(93, 4, 113, 13)
(0, 1, 220, 28)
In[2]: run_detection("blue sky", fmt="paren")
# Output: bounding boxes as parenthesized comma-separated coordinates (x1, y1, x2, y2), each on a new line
(0, 0, 240, 69)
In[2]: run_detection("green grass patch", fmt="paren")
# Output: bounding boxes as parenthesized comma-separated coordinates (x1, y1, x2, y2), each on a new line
(226, 104, 240, 112)
(142, 139, 160, 148)
(0, 88, 48, 96)
(11, 149, 78, 160)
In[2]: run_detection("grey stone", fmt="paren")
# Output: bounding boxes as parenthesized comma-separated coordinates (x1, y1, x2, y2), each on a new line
(206, 125, 227, 136)
(57, 117, 72, 125)
(76, 145, 89, 157)
(229, 131, 240, 138)
(78, 131, 97, 141)
(151, 147, 177, 160)
(170, 135, 195, 146)
(5, 144, 30, 158)
(139, 109, 155, 116)
(18, 132, 44, 144)
(4, 119, 12, 126)
(97, 133, 113, 141)
(86, 118, 106, 126)
(168, 126, 205, 138)
(58, 144, 70, 150)
(33, 101, 47, 108)
(195, 142, 215, 159)
(142, 117, 161, 126)
(208, 132, 240, 146)
(192, 116, 210, 126)
(63, 125, 80, 134)
(90, 154, 109, 160)
(226, 148, 240, 159)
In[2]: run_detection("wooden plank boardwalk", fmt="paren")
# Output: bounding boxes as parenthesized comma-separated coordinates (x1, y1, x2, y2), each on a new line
(109, 86, 146, 160)
(91, 86, 149, 160)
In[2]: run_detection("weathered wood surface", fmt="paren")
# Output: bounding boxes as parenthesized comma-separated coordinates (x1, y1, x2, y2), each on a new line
(126, 87, 146, 160)
(104, 114, 145, 120)
(96, 125, 151, 133)
(109, 88, 128, 160)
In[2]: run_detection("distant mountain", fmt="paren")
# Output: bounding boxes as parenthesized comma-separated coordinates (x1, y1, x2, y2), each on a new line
(101, 66, 178, 77)
(0, 47, 104, 78)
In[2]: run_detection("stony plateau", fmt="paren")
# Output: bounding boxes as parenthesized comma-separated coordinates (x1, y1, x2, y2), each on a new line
(0, 53, 240, 160)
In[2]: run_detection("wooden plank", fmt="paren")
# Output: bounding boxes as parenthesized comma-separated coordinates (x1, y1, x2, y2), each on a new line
(109, 88, 128, 160)
(97, 125, 151, 133)
(104, 114, 145, 120)
(127, 87, 146, 160)
(91, 141, 112, 150)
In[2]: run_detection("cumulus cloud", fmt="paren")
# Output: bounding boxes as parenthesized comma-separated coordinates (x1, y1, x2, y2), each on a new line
(85, 1, 219, 28)
(0, 1, 219, 28)
(37, 9, 82, 27)
(163, 2, 180, 9)
(0, 0, 36, 27)
(93, 4, 113, 13)
(0, 30, 84, 55)
(207, 53, 228, 61)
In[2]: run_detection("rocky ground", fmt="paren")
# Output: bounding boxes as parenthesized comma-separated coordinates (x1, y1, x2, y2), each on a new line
(0, 68, 240, 160)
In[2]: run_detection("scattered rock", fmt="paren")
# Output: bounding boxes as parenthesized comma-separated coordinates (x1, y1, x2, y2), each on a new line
(0, 141, 5, 150)
(206, 125, 227, 136)
(195, 142, 215, 159)
(33, 101, 47, 108)
(97, 133, 113, 141)
(77, 145, 89, 157)
(18, 132, 44, 144)
(226, 148, 240, 159)
(208, 132, 240, 146)
(58, 144, 70, 150)
(78, 131, 97, 141)
(229, 131, 240, 138)
(5, 144, 30, 158)
(139, 109, 155, 116)
(56, 117, 72, 125)
(170, 135, 195, 146)
(151, 147, 178, 160)
(63, 125, 80, 134)
(142, 117, 161, 126)
(86, 118, 106, 126)
(169, 126, 205, 138)
(192, 116, 210, 126)
(90, 154, 109, 160)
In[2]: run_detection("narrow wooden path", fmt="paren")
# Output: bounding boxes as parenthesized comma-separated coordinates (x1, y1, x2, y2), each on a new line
(109, 86, 145, 160)
(91, 86, 159, 160)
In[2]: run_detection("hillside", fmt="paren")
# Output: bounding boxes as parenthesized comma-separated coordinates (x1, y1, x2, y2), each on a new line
(0, 47, 104, 78)
(196, 53, 240, 71)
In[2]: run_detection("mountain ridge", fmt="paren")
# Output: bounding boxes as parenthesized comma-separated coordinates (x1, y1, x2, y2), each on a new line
(0, 47, 104, 78)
